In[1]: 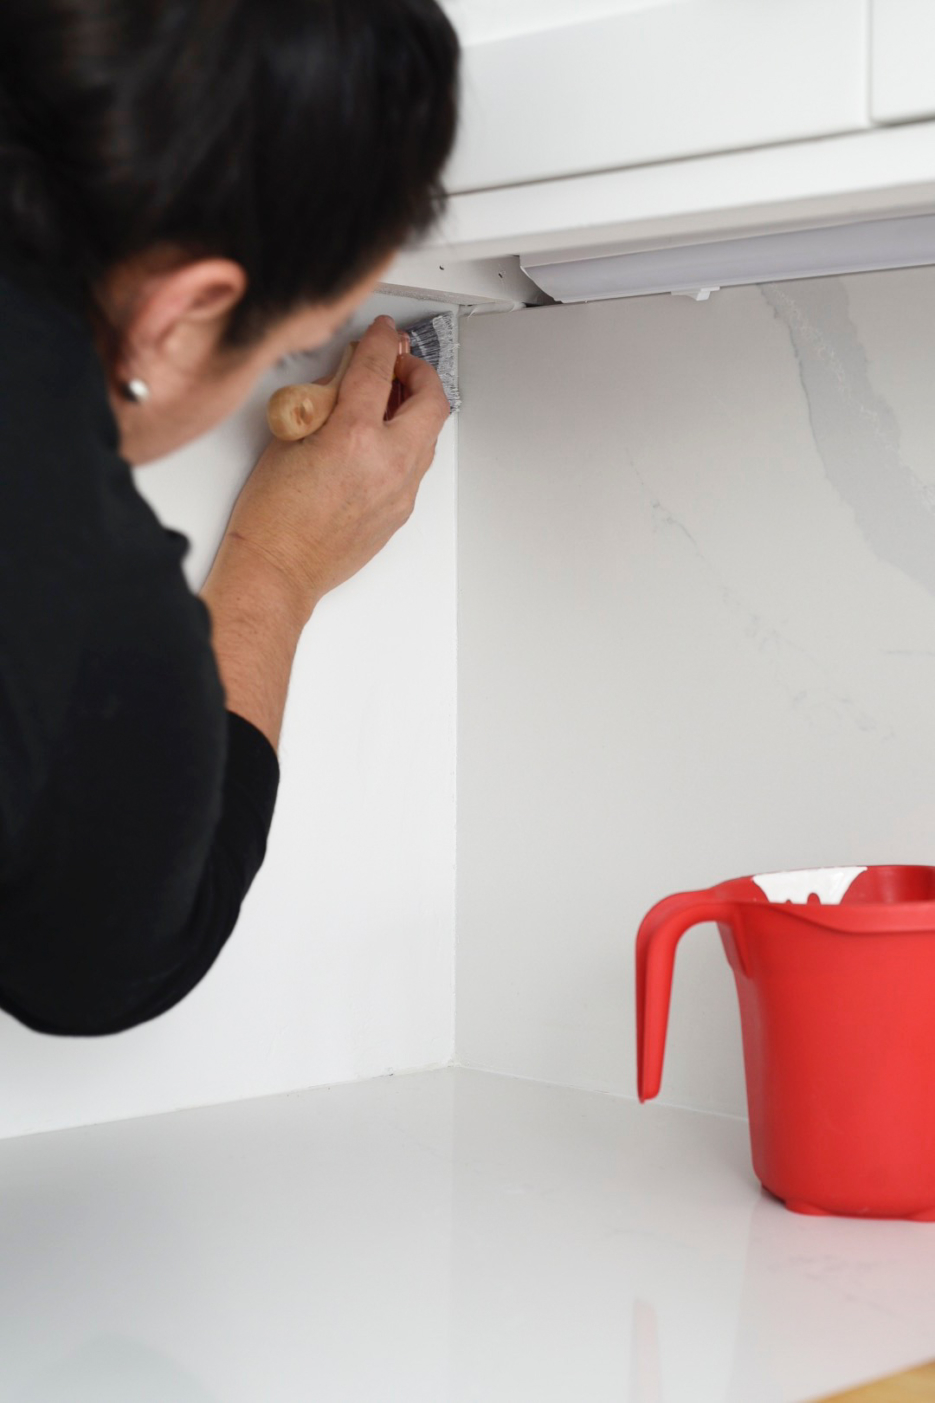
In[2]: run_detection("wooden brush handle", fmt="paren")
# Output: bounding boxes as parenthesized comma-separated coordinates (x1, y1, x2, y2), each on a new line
(266, 342, 355, 441)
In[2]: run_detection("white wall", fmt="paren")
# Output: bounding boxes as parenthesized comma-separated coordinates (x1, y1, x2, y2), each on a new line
(456, 267, 935, 1116)
(0, 294, 457, 1140)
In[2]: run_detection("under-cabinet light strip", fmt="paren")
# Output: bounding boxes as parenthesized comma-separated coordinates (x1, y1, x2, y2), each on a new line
(520, 212, 935, 302)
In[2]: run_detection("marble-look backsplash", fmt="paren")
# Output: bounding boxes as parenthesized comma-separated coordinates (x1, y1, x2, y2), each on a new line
(763, 278, 935, 602)
(456, 266, 935, 1115)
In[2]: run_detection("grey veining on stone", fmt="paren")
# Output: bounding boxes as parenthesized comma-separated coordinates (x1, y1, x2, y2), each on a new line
(760, 279, 935, 599)
(629, 451, 887, 739)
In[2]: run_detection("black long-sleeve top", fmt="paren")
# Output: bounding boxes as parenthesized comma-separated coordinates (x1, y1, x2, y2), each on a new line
(0, 244, 280, 1036)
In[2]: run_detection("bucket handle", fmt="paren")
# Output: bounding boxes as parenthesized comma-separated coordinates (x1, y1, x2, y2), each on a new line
(636, 891, 735, 1102)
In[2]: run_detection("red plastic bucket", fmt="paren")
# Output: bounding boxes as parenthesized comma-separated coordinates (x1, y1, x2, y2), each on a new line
(636, 865, 935, 1219)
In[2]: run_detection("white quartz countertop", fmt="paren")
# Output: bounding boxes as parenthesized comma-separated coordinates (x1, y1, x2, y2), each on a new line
(0, 1067, 932, 1402)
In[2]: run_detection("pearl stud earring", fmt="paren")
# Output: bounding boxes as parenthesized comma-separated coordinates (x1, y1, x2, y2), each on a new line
(121, 377, 152, 404)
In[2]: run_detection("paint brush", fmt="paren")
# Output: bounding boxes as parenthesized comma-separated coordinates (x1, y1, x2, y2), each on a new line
(266, 311, 459, 441)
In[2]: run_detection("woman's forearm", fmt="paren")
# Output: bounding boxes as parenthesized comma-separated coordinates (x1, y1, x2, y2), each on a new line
(198, 319, 450, 754)
(199, 532, 313, 753)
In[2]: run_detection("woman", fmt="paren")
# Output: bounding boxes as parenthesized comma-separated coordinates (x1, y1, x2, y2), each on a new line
(0, 0, 459, 1035)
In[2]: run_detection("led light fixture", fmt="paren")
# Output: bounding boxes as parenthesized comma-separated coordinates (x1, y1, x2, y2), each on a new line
(520, 212, 935, 302)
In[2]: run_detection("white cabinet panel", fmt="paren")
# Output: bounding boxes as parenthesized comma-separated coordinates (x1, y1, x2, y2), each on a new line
(440, 0, 675, 46)
(447, 0, 870, 194)
(871, 0, 935, 123)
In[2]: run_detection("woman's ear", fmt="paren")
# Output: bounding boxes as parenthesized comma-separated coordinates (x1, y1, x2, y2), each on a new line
(159, 258, 248, 326)
(117, 257, 249, 378)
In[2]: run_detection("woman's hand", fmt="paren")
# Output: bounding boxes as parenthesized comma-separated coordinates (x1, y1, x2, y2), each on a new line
(220, 314, 450, 623)
(199, 314, 451, 750)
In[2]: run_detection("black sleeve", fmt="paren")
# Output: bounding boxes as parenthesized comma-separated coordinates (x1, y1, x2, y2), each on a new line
(0, 495, 283, 1037)
(0, 709, 280, 1038)
(6, 718, 276, 1038)
(0, 252, 282, 1036)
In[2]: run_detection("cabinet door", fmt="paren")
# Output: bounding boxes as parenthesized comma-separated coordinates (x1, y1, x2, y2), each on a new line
(871, 0, 935, 123)
(446, 0, 870, 194)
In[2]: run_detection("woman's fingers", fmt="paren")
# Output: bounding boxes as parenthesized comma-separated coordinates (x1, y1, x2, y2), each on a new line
(337, 316, 401, 421)
(335, 319, 449, 446)
(385, 376, 405, 422)
(389, 352, 451, 448)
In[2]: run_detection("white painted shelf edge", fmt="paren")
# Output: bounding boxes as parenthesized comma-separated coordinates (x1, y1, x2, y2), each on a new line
(388, 121, 935, 305)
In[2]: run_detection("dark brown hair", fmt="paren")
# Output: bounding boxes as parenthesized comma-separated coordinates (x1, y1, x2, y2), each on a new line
(0, 0, 460, 345)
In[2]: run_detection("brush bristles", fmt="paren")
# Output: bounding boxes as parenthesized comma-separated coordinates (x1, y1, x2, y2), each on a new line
(406, 312, 460, 413)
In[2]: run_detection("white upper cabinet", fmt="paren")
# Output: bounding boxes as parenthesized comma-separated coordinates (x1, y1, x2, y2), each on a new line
(444, 0, 870, 194)
(439, 0, 657, 47)
(394, 0, 935, 302)
(871, 0, 935, 123)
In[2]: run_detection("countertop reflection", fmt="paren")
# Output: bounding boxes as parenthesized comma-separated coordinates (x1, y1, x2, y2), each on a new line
(0, 1068, 931, 1402)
